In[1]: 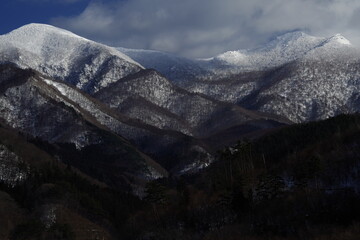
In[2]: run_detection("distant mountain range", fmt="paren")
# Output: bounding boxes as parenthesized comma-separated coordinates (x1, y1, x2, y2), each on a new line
(120, 31, 360, 123)
(0, 23, 359, 188)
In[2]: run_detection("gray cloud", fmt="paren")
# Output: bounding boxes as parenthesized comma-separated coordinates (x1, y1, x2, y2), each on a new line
(51, 0, 360, 58)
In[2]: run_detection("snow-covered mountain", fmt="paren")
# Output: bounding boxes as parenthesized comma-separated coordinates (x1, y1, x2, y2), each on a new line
(122, 31, 359, 123)
(1, 23, 357, 151)
(119, 31, 356, 82)
(0, 62, 222, 175)
(93, 68, 289, 171)
(183, 32, 360, 123)
(0, 24, 282, 136)
(0, 64, 169, 182)
(205, 31, 352, 72)
(0, 24, 290, 174)
(94, 69, 285, 137)
(0, 23, 143, 94)
(7, 24, 357, 172)
(243, 56, 360, 122)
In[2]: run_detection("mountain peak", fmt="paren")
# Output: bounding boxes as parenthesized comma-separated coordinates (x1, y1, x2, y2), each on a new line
(208, 31, 355, 70)
(0, 23, 142, 68)
(326, 33, 351, 45)
(211, 31, 323, 68)
(0, 23, 144, 94)
(5, 23, 85, 41)
(1, 23, 90, 58)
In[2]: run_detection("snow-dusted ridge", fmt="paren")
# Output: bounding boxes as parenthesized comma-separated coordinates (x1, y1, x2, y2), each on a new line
(205, 31, 354, 71)
(0, 64, 169, 181)
(0, 23, 142, 67)
(175, 32, 360, 124)
(0, 23, 144, 94)
(116, 31, 356, 84)
(324, 33, 351, 45)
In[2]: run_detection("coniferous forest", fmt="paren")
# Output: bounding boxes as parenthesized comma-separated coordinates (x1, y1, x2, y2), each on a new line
(1, 114, 360, 239)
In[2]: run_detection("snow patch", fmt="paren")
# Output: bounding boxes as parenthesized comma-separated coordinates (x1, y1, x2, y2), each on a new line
(0, 145, 29, 187)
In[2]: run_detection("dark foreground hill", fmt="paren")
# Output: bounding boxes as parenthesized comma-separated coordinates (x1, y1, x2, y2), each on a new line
(1, 113, 360, 239)
(120, 113, 360, 240)
(0, 121, 143, 240)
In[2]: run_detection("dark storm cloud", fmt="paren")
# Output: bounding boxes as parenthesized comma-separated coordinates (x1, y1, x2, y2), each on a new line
(17, 0, 85, 3)
(51, 0, 360, 58)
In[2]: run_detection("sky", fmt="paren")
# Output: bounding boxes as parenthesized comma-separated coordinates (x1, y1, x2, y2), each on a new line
(1, 0, 360, 58)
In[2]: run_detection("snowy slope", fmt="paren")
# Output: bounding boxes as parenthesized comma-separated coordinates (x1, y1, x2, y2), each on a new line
(251, 56, 360, 123)
(182, 33, 360, 123)
(95, 69, 281, 137)
(0, 64, 167, 181)
(202, 31, 354, 74)
(119, 31, 355, 84)
(0, 145, 28, 187)
(0, 23, 143, 93)
(0, 63, 224, 174)
(211, 32, 323, 67)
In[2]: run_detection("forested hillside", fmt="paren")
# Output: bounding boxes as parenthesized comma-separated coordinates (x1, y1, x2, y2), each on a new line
(2, 114, 359, 239)
(121, 114, 360, 240)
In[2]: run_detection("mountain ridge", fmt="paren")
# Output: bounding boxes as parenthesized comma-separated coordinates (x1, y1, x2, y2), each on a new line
(0, 23, 144, 94)
(0, 63, 168, 184)
(118, 30, 360, 123)
(121, 31, 356, 78)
